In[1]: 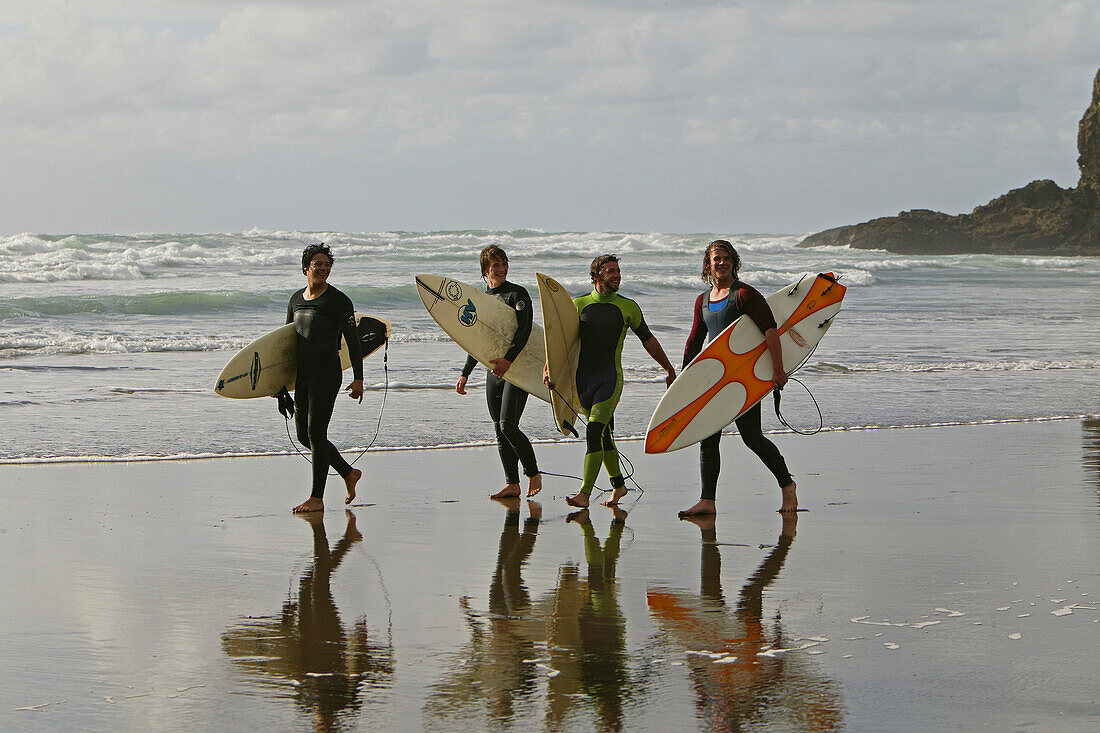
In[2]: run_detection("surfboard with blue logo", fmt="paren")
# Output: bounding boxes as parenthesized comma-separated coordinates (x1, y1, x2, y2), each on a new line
(415, 274, 551, 403)
(214, 313, 390, 398)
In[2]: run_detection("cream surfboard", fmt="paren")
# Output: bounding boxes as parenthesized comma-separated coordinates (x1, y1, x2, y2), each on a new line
(536, 273, 583, 437)
(645, 273, 845, 453)
(415, 275, 550, 402)
(214, 313, 390, 398)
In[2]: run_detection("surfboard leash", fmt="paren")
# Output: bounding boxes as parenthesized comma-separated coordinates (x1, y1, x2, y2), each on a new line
(772, 376, 823, 436)
(282, 339, 390, 472)
(544, 384, 646, 499)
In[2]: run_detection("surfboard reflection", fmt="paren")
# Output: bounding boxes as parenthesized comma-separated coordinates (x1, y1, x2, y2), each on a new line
(222, 511, 394, 732)
(647, 514, 844, 731)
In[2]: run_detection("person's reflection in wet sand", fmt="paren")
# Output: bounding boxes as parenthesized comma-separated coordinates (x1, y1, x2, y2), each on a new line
(424, 498, 544, 723)
(648, 514, 843, 731)
(544, 507, 634, 731)
(222, 511, 394, 732)
(1082, 417, 1100, 503)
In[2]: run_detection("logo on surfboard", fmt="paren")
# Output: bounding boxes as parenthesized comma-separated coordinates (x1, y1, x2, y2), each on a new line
(458, 299, 477, 326)
(446, 282, 463, 301)
(789, 327, 808, 348)
(250, 352, 262, 390)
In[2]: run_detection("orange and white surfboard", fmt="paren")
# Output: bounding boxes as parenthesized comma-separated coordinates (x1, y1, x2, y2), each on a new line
(644, 273, 845, 453)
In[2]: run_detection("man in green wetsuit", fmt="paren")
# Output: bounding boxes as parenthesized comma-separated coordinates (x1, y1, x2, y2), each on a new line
(546, 254, 677, 508)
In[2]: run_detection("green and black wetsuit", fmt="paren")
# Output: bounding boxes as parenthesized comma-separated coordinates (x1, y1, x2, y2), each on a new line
(573, 289, 653, 495)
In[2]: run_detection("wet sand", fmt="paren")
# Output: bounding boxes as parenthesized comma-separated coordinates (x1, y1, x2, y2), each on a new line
(2, 419, 1099, 731)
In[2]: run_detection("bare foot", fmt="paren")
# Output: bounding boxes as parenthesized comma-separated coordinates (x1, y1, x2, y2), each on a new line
(292, 497, 324, 513)
(491, 483, 522, 499)
(344, 468, 362, 505)
(610, 507, 628, 524)
(527, 500, 542, 520)
(344, 510, 363, 541)
(779, 481, 798, 513)
(602, 486, 628, 506)
(678, 499, 716, 518)
(566, 492, 590, 508)
(526, 473, 543, 497)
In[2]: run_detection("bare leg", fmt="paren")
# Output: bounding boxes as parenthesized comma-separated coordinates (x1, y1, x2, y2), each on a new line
(566, 492, 590, 508)
(779, 481, 798, 513)
(602, 487, 628, 507)
(491, 483, 522, 499)
(292, 497, 325, 513)
(678, 498, 717, 518)
(344, 468, 362, 505)
(526, 473, 542, 497)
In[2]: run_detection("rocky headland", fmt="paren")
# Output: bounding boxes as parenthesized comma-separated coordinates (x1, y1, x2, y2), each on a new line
(799, 68, 1100, 256)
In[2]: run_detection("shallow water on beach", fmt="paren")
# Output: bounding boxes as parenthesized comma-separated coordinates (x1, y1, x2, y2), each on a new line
(2, 420, 1098, 731)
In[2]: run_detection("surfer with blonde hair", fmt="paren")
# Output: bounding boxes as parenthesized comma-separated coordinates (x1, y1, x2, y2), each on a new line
(456, 245, 542, 499)
(678, 240, 797, 517)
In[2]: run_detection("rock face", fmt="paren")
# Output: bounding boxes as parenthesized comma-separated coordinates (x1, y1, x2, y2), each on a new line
(800, 68, 1100, 256)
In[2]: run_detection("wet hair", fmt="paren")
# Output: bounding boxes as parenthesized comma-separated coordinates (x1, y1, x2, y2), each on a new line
(479, 244, 508, 278)
(701, 240, 740, 285)
(590, 254, 620, 284)
(302, 243, 334, 273)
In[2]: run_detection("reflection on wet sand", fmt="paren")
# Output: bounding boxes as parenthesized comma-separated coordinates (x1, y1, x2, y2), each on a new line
(1083, 417, 1100, 501)
(647, 514, 844, 731)
(222, 511, 395, 732)
(424, 498, 545, 723)
(424, 503, 636, 731)
(546, 507, 634, 730)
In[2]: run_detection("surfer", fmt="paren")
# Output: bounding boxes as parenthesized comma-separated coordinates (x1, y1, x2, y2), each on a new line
(678, 240, 797, 517)
(455, 245, 543, 499)
(283, 243, 364, 513)
(544, 254, 677, 508)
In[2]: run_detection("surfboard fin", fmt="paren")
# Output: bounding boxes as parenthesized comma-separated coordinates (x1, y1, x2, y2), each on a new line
(562, 420, 579, 438)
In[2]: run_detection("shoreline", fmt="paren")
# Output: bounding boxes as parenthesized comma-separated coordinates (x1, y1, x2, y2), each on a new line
(1, 413, 1095, 465)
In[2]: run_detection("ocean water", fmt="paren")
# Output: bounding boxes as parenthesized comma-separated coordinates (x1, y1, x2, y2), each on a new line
(1, 230, 1098, 462)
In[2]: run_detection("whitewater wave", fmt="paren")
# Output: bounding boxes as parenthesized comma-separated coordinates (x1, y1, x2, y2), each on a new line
(802, 359, 1100, 374)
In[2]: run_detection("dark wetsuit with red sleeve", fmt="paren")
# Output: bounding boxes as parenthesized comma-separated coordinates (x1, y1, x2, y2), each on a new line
(683, 281, 792, 501)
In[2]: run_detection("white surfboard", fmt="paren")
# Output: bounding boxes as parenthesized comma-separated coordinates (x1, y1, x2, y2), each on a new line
(536, 273, 582, 437)
(645, 273, 845, 453)
(214, 313, 390, 399)
(415, 275, 550, 402)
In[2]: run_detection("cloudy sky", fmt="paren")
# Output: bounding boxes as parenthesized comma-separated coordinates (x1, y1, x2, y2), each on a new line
(2, 0, 1098, 234)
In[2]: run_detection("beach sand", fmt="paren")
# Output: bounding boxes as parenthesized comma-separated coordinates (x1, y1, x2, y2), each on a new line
(2, 419, 1098, 731)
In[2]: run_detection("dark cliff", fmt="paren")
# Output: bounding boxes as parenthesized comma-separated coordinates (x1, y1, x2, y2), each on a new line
(800, 68, 1100, 256)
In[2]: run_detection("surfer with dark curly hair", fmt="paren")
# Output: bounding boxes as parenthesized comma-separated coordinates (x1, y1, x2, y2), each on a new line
(283, 243, 364, 513)
(544, 254, 676, 509)
(456, 245, 542, 499)
(678, 240, 796, 517)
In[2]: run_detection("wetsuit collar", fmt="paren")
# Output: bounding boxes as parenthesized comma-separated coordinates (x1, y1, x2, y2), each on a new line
(589, 288, 619, 302)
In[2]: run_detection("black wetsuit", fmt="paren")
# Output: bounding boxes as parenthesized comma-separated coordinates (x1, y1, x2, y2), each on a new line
(461, 280, 539, 484)
(287, 285, 363, 498)
(683, 283, 792, 501)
